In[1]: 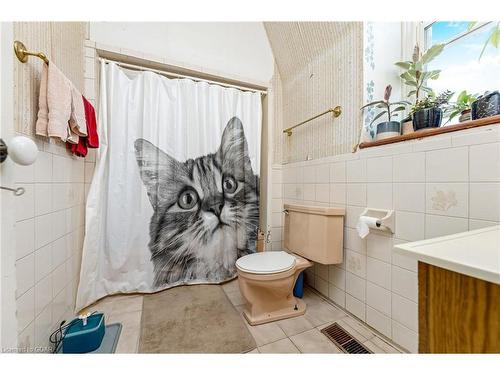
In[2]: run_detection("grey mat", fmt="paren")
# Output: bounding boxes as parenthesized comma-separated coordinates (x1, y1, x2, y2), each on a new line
(57, 323, 122, 354)
(139, 285, 256, 353)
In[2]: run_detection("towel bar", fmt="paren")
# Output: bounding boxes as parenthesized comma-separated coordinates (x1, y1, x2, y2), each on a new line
(14, 40, 49, 64)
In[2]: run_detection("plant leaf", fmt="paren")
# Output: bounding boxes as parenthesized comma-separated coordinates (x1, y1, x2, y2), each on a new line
(421, 43, 445, 64)
(390, 100, 411, 106)
(360, 100, 386, 110)
(479, 28, 494, 60)
(391, 106, 407, 113)
(404, 80, 418, 87)
(490, 28, 500, 48)
(369, 111, 387, 127)
(395, 61, 412, 70)
(407, 90, 417, 97)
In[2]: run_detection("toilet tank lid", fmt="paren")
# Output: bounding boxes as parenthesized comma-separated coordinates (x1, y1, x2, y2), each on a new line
(284, 204, 345, 216)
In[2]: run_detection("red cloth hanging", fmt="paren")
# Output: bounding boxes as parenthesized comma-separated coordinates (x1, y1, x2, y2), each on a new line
(68, 96, 99, 157)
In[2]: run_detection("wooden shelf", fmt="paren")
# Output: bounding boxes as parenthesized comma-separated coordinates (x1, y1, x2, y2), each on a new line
(358, 114, 500, 149)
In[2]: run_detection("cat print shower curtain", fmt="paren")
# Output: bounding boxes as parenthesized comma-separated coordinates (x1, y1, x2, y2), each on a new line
(76, 62, 261, 310)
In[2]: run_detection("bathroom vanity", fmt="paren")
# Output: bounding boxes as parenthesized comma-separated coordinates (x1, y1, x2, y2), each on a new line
(394, 226, 500, 353)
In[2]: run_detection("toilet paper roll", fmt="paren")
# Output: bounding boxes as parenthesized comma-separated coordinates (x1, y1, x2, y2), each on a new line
(356, 216, 380, 239)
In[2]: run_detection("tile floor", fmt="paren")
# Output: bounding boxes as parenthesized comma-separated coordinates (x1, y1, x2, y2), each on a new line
(87, 279, 403, 354)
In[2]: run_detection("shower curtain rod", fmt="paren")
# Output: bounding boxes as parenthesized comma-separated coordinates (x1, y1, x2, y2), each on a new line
(99, 58, 268, 95)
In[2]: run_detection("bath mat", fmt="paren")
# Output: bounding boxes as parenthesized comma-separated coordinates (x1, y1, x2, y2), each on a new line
(57, 323, 122, 354)
(139, 285, 256, 353)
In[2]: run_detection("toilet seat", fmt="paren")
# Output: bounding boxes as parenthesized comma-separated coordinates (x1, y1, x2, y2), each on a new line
(236, 251, 296, 274)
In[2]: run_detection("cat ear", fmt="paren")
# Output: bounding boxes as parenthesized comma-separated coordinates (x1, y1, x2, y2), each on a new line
(134, 138, 178, 208)
(218, 117, 251, 167)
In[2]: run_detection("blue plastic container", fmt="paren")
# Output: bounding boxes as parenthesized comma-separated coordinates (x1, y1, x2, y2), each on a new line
(293, 271, 304, 298)
(62, 313, 105, 353)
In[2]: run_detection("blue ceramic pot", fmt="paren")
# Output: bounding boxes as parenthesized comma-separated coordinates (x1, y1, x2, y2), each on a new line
(412, 107, 442, 131)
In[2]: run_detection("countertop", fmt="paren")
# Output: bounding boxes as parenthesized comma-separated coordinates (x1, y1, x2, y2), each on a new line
(394, 225, 500, 285)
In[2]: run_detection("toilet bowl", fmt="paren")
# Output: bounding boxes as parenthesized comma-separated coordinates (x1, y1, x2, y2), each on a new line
(236, 204, 345, 325)
(236, 251, 312, 325)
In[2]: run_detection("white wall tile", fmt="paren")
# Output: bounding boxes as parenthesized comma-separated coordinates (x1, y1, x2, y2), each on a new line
(366, 233, 392, 263)
(366, 306, 391, 338)
(303, 184, 315, 201)
(367, 156, 393, 182)
(391, 266, 418, 302)
(469, 183, 500, 221)
(346, 271, 365, 302)
(272, 183, 282, 198)
(35, 275, 52, 317)
(328, 265, 345, 290)
(452, 126, 500, 147)
(315, 184, 330, 203)
(34, 305, 52, 348)
(347, 183, 366, 206)
(346, 250, 366, 278)
(469, 219, 499, 230)
(426, 183, 468, 218)
(426, 147, 468, 182)
(16, 287, 35, 333)
(16, 219, 35, 260)
(330, 183, 346, 205)
(314, 275, 329, 296)
(16, 184, 34, 221)
(345, 227, 366, 254)
(34, 152, 52, 183)
(414, 134, 452, 152)
(16, 254, 35, 298)
(15, 164, 35, 184)
(392, 293, 418, 332)
(367, 183, 393, 209)
(393, 153, 425, 182)
(346, 159, 366, 183)
(366, 281, 391, 316)
(346, 206, 365, 229)
(366, 257, 391, 289)
(34, 184, 53, 216)
(303, 165, 316, 184)
(392, 321, 418, 353)
(392, 240, 417, 272)
(469, 143, 500, 182)
(35, 214, 53, 250)
(328, 284, 346, 308)
(394, 183, 425, 213)
(345, 294, 365, 321)
(35, 244, 52, 283)
(315, 163, 330, 183)
(395, 211, 424, 241)
(425, 214, 468, 239)
(330, 161, 346, 183)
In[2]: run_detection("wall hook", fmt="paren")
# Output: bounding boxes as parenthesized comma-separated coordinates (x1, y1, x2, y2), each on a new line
(0, 186, 25, 196)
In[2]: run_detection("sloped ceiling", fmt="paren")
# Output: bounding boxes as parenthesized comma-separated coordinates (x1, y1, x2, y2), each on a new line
(264, 22, 359, 78)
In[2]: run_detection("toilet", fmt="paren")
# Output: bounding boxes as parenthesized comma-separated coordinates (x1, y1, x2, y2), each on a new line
(236, 204, 345, 325)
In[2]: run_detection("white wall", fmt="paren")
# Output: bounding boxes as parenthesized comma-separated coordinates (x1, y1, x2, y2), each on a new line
(275, 124, 500, 353)
(89, 22, 275, 84)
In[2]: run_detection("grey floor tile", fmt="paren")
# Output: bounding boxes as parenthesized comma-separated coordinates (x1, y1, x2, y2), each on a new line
(303, 300, 346, 327)
(258, 338, 300, 353)
(276, 315, 314, 337)
(246, 321, 287, 346)
(290, 329, 342, 353)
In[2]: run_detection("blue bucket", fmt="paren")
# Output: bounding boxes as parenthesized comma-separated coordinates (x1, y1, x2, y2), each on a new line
(293, 271, 304, 298)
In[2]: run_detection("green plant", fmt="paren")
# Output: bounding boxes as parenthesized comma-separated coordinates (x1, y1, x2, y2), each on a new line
(412, 90, 454, 113)
(360, 84, 410, 126)
(468, 22, 500, 60)
(395, 44, 445, 103)
(445, 90, 479, 122)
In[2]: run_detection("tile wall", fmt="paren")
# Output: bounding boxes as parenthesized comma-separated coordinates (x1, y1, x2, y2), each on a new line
(13, 23, 97, 352)
(270, 124, 500, 352)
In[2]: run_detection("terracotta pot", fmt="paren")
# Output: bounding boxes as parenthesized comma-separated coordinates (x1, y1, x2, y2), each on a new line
(401, 119, 414, 135)
(459, 109, 471, 123)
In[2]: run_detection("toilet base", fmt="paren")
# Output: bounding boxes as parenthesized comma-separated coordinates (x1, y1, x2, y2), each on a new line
(242, 298, 306, 326)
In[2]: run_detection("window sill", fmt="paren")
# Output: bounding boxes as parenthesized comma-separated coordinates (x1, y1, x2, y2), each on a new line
(358, 115, 500, 149)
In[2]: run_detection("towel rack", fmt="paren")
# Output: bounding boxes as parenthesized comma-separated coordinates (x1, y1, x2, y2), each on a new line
(13, 40, 49, 64)
(283, 106, 342, 136)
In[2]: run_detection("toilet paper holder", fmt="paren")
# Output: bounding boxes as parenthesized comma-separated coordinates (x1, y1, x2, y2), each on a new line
(359, 208, 395, 234)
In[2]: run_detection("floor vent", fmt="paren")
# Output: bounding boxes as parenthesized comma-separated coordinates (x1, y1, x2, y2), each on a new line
(321, 323, 372, 354)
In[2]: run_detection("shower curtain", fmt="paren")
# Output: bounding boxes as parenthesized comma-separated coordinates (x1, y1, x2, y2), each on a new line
(76, 62, 261, 311)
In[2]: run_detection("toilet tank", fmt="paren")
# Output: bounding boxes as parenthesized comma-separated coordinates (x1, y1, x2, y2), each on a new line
(283, 204, 345, 264)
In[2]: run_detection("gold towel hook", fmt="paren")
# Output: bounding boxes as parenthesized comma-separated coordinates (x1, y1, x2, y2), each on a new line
(14, 40, 49, 64)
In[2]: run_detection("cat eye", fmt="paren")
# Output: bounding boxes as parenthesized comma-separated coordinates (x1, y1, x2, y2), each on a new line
(223, 175, 238, 194)
(178, 189, 198, 210)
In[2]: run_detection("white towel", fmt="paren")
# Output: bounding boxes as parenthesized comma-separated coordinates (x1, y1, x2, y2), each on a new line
(67, 84, 87, 144)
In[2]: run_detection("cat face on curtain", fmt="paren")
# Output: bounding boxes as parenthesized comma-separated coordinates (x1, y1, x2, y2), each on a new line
(134, 117, 259, 287)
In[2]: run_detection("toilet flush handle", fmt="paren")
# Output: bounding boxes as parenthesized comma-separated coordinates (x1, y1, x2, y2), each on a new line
(283, 209, 289, 215)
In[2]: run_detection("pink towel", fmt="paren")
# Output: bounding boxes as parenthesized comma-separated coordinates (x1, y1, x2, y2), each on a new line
(35, 61, 73, 142)
(35, 64, 49, 136)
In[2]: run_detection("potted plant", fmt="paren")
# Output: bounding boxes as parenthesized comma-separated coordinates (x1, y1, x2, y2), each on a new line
(395, 44, 444, 104)
(412, 90, 454, 131)
(360, 85, 410, 140)
(445, 90, 478, 123)
(401, 114, 414, 135)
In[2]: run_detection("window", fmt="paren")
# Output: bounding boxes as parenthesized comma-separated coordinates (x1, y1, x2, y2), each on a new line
(423, 22, 500, 123)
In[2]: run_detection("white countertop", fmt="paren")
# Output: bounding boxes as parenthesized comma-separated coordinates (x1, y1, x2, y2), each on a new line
(394, 225, 500, 285)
